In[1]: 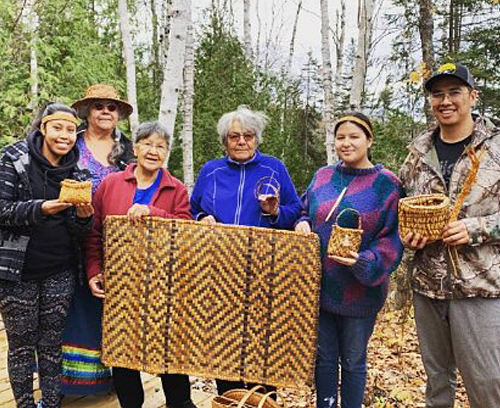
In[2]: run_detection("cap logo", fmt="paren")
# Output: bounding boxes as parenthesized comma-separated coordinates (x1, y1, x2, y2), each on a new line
(438, 63, 457, 74)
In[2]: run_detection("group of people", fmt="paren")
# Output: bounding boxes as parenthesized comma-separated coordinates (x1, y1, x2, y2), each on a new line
(0, 62, 498, 408)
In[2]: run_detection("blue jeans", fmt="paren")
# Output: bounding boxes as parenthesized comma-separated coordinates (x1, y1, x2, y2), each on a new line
(315, 309, 376, 408)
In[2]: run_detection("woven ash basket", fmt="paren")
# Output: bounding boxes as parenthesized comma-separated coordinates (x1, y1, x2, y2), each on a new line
(59, 179, 92, 204)
(327, 208, 363, 258)
(398, 193, 450, 241)
(213, 386, 287, 408)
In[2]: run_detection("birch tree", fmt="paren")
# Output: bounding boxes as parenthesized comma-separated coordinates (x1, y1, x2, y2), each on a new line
(418, 0, 435, 123)
(255, 0, 262, 63)
(182, 5, 194, 191)
(160, 0, 173, 71)
(159, 0, 190, 165)
(334, 0, 346, 107)
(243, 0, 252, 60)
(287, 0, 302, 74)
(320, 0, 336, 164)
(24, 0, 39, 110)
(350, 0, 375, 110)
(118, 0, 139, 132)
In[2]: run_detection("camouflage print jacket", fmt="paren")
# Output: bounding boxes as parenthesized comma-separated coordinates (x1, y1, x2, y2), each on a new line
(399, 116, 500, 299)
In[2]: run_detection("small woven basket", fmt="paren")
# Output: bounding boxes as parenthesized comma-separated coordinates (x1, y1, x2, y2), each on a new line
(398, 193, 450, 241)
(59, 179, 92, 204)
(213, 386, 286, 408)
(327, 209, 363, 258)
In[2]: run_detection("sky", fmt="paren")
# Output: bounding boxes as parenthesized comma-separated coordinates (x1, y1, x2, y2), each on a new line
(193, 0, 361, 73)
(192, 0, 401, 96)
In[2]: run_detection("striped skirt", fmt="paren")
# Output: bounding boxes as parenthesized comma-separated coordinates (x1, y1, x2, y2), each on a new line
(61, 282, 112, 394)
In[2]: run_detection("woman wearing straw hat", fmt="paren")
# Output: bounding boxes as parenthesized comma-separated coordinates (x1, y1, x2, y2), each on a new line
(295, 112, 404, 408)
(60, 84, 135, 395)
(0, 103, 93, 408)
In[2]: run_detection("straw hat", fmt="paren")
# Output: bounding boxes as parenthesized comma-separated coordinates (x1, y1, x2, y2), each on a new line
(71, 84, 133, 120)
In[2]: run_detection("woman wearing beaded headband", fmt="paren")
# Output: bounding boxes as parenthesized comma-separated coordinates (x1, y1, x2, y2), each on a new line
(295, 112, 404, 408)
(0, 103, 93, 408)
(59, 84, 135, 395)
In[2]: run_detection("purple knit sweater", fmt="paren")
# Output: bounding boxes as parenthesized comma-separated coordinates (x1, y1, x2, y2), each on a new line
(301, 163, 404, 317)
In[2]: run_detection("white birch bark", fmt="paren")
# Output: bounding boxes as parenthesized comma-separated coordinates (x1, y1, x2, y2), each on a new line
(160, 0, 173, 71)
(334, 0, 346, 106)
(255, 0, 262, 65)
(320, 0, 336, 165)
(243, 0, 252, 60)
(24, 0, 38, 110)
(349, 0, 375, 110)
(159, 0, 190, 166)
(182, 6, 194, 192)
(287, 0, 302, 74)
(118, 0, 139, 132)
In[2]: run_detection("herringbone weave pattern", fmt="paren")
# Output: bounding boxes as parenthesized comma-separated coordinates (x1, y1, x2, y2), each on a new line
(101, 216, 321, 389)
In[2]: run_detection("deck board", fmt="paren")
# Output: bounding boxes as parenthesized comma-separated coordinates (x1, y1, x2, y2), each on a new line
(0, 321, 213, 407)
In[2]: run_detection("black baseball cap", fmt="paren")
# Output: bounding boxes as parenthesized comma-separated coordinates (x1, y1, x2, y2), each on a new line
(424, 63, 475, 91)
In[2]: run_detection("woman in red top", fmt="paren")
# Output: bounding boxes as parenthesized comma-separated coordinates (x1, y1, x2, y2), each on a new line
(85, 121, 195, 408)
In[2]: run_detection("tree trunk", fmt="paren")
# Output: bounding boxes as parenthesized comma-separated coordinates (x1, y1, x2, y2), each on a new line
(118, 0, 139, 132)
(160, 0, 173, 71)
(287, 0, 302, 74)
(350, 0, 375, 110)
(150, 0, 161, 90)
(255, 0, 262, 65)
(243, 0, 252, 60)
(320, 0, 336, 164)
(159, 0, 190, 166)
(25, 0, 38, 110)
(418, 0, 435, 124)
(334, 0, 346, 107)
(182, 6, 194, 192)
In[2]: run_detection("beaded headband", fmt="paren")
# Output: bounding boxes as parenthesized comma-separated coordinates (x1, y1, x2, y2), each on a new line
(41, 112, 78, 126)
(335, 115, 374, 139)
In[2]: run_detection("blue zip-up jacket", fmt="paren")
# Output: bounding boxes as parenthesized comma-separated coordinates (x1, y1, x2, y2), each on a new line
(191, 151, 301, 229)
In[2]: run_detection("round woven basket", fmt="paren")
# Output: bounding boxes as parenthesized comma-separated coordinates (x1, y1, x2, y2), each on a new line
(398, 193, 450, 241)
(327, 209, 363, 258)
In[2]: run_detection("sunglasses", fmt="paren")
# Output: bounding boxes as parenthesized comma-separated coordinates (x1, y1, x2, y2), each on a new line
(93, 102, 118, 112)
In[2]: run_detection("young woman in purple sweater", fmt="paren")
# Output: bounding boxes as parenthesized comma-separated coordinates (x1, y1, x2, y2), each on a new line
(295, 112, 404, 408)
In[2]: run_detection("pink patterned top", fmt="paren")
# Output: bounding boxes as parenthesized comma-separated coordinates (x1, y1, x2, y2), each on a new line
(76, 137, 119, 194)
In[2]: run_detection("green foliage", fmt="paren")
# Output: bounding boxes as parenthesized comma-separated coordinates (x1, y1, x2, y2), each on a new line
(372, 111, 424, 174)
(458, 22, 500, 117)
(0, 0, 125, 146)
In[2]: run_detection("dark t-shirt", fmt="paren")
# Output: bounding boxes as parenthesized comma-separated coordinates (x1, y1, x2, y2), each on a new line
(435, 131, 472, 189)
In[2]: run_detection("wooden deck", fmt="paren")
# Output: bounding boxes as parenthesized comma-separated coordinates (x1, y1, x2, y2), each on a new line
(0, 320, 214, 408)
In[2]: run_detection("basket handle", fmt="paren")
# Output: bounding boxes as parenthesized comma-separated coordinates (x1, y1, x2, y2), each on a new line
(236, 386, 268, 408)
(335, 208, 361, 229)
(256, 391, 288, 408)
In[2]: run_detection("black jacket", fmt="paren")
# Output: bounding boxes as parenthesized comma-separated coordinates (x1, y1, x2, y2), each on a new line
(0, 132, 92, 282)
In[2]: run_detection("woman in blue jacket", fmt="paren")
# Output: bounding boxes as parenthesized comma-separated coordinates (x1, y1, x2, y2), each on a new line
(190, 105, 301, 395)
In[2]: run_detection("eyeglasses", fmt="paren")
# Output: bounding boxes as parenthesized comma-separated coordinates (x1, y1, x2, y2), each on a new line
(227, 132, 255, 143)
(138, 141, 168, 154)
(430, 89, 469, 102)
(93, 102, 118, 112)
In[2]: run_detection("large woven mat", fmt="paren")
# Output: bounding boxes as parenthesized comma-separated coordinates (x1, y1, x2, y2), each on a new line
(101, 216, 321, 389)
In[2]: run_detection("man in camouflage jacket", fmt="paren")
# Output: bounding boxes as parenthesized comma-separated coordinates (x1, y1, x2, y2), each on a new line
(400, 63, 500, 408)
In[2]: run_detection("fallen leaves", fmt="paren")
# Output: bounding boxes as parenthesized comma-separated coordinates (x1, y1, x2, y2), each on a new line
(191, 305, 470, 407)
